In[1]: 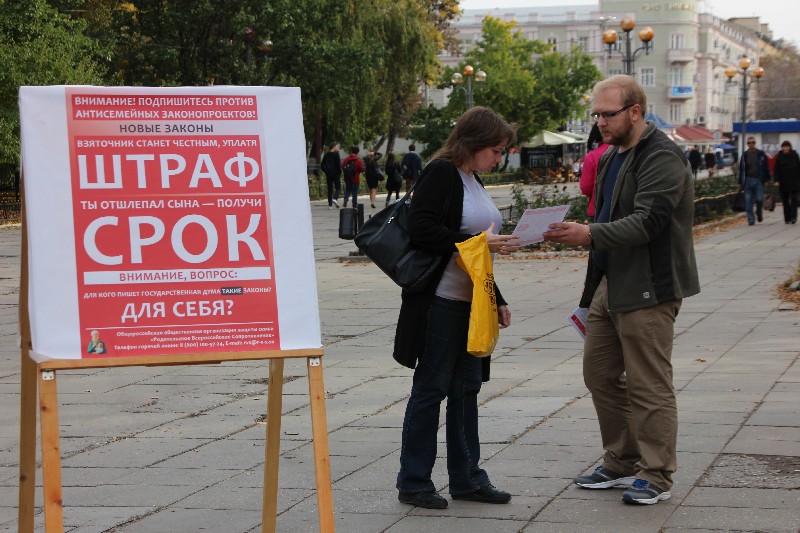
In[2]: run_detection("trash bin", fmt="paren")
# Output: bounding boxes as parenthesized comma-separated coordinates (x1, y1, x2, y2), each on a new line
(338, 207, 358, 240)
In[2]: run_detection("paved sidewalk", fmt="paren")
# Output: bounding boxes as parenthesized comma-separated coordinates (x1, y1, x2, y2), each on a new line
(0, 191, 798, 532)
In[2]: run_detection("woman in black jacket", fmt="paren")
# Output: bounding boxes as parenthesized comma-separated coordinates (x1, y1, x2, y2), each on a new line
(773, 140, 800, 224)
(384, 152, 402, 206)
(395, 107, 520, 509)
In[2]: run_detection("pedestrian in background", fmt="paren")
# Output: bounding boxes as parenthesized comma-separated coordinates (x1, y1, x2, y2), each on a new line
(704, 148, 716, 178)
(341, 146, 364, 208)
(320, 142, 341, 209)
(384, 152, 402, 206)
(580, 123, 609, 218)
(738, 137, 771, 225)
(401, 144, 423, 190)
(364, 150, 384, 208)
(544, 75, 699, 506)
(395, 106, 520, 510)
(773, 140, 800, 224)
(688, 145, 702, 179)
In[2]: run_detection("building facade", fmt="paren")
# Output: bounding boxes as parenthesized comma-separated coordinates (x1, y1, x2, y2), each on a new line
(442, 0, 769, 137)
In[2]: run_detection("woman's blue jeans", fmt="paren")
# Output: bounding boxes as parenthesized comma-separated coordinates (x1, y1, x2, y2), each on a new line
(396, 297, 490, 495)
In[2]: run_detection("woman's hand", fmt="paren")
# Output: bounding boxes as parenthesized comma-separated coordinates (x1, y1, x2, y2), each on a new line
(498, 305, 511, 328)
(485, 223, 520, 255)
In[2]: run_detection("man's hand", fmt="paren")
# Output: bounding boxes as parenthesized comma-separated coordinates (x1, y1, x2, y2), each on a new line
(542, 222, 592, 247)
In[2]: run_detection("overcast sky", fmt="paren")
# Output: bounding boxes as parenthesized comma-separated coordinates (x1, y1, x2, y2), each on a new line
(458, 0, 799, 48)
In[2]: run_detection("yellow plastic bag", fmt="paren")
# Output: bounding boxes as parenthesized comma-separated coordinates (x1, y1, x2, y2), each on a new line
(455, 232, 499, 357)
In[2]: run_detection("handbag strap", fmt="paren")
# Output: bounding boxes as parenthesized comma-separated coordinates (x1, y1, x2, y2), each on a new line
(406, 167, 454, 228)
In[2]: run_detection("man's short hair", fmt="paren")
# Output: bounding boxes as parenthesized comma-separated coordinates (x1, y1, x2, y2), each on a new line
(593, 75, 647, 110)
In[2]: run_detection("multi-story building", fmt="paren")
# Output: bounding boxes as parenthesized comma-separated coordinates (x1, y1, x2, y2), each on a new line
(442, 0, 773, 138)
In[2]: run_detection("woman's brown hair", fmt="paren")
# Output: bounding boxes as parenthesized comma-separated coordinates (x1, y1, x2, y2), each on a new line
(432, 106, 517, 168)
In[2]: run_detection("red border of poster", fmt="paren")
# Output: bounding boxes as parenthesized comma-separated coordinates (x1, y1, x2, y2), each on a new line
(66, 91, 280, 358)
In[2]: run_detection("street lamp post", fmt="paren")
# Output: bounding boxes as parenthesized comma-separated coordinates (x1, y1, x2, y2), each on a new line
(725, 57, 765, 158)
(243, 28, 273, 70)
(602, 17, 654, 77)
(452, 65, 486, 109)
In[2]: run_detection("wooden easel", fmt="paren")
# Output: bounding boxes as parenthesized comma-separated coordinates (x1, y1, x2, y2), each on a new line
(17, 194, 335, 532)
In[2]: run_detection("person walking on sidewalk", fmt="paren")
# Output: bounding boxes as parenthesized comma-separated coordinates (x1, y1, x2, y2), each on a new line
(341, 146, 364, 208)
(543, 75, 700, 506)
(320, 142, 341, 209)
(394, 106, 520, 510)
(772, 140, 800, 224)
(739, 137, 771, 225)
(384, 152, 402, 206)
(400, 144, 422, 191)
(363, 150, 383, 208)
(688, 145, 702, 179)
(704, 148, 716, 178)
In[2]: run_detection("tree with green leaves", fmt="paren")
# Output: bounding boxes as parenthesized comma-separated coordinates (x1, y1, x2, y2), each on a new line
(413, 16, 601, 159)
(0, 0, 106, 177)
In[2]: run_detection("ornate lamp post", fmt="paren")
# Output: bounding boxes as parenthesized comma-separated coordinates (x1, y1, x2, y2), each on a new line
(725, 57, 765, 157)
(243, 28, 273, 69)
(602, 17, 654, 77)
(452, 65, 487, 109)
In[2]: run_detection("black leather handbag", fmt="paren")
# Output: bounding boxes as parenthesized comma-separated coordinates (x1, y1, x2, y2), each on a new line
(354, 184, 447, 293)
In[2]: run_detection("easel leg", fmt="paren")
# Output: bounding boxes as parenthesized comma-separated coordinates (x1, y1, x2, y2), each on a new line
(307, 356, 334, 532)
(262, 359, 284, 533)
(18, 352, 37, 533)
(38, 369, 64, 532)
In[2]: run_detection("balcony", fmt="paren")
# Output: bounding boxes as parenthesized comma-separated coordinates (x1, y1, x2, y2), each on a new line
(668, 48, 695, 63)
(668, 86, 694, 99)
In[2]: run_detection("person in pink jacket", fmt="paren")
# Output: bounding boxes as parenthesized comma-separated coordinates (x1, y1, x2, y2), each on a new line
(580, 124, 609, 218)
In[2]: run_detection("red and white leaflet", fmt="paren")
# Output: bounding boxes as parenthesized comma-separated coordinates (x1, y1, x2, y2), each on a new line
(20, 86, 320, 361)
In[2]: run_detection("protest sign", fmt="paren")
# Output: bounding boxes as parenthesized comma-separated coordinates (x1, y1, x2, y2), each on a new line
(19, 86, 320, 361)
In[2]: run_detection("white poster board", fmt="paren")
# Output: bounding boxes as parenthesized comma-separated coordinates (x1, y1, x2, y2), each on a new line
(19, 86, 320, 362)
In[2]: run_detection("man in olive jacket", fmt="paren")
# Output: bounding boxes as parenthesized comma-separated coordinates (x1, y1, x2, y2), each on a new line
(544, 75, 700, 506)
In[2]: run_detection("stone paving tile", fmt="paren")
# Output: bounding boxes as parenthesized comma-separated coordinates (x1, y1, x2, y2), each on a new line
(384, 515, 528, 533)
(113, 507, 263, 533)
(682, 486, 800, 509)
(665, 506, 800, 532)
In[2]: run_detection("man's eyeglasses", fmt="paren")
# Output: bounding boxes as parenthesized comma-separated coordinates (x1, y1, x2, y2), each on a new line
(590, 104, 634, 121)
(747, 141, 756, 144)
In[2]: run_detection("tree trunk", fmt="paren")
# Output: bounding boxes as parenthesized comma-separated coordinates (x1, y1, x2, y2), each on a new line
(314, 104, 323, 164)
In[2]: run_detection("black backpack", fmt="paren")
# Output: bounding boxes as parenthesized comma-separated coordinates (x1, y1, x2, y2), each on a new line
(343, 159, 357, 181)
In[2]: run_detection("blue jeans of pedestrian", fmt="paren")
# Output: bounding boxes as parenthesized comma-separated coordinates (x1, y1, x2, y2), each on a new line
(344, 182, 359, 207)
(743, 177, 764, 224)
(396, 297, 490, 495)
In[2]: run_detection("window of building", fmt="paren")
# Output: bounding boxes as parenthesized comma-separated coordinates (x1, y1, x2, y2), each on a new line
(670, 66, 683, 86)
(641, 68, 655, 87)
(547, 36, 558, 52)
(669, 104, 682, 124)
(609, 68, 623, 76)
(647, 104, 655, 116)
(670, 33, 684, 49)
(578, 36, 589, 50)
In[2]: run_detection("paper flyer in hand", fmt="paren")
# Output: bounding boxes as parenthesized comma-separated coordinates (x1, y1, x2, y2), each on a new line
(568, 307, 589, 339)
(511, 204, 571, 245)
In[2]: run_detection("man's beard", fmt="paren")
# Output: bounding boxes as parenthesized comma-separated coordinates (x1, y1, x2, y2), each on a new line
(601, 118, 633, 148)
